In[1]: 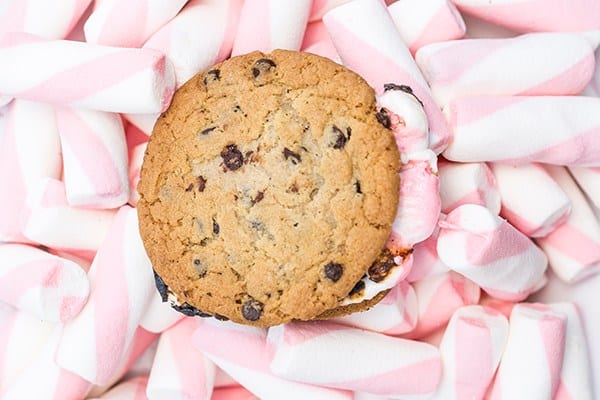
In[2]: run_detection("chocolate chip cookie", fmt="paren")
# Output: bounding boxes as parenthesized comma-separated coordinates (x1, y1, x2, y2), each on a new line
(137, 50, 400, 326)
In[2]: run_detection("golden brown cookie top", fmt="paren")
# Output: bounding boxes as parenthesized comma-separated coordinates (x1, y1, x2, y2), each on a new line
(137, 50, 400, 326)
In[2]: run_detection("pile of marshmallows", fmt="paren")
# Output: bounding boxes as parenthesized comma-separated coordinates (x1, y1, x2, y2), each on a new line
(1, 0, 600, 399)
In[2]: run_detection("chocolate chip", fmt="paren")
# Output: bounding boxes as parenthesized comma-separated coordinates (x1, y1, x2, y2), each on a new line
(199, 127, 216, 136)
(252, 58, 276, 78)
(197, 176, 207, 192)
(212, 220, 220, 235)
(171, 302, 212, 318)
(185, 183, 194, 192)
(368, 250, 396, 283)
(354, 180, 362, 194)
(193, 258, 206, 277)
(252, 191, 264, 204)
(153, 270, 168, 302)
(331, 125, 348, 149)
(221, 144, 244, 171)
(348, 280, 366, 297)
(283, 147, 301, 164)
(376, 108, 391, 129)
(241, 298, 263, 321)
(203, 69, 220, 85)
(383, 83, 424, 106)
(324, 262, 343, 282)
(214, 314, 229, 321)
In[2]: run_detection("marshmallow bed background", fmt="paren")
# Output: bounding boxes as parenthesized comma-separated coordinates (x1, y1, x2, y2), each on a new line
(0, 0, 600, 399)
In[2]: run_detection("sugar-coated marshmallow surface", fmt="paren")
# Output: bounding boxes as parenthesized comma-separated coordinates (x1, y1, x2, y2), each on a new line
(0, 0, 599, 399)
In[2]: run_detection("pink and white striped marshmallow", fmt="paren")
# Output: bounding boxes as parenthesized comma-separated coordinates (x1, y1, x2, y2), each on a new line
(568, 166, 600, 209)
(536, 166, 600, 283)
(490, 163, 571, 237)
(1, 325, 92, 400)
(549, 303, 594, 400)
(147, 317, 216, 400)
(213, 368, 237, 388)
(431, 305, 508, 400)
(443, 95, 600, 166)
(88, 375, 149, 400)
(404, 271, 480, 339)
(56, 206, 156, 385)
(583, 46, 600, 97)
(388, 0, 466, 55)
(301, 21, 341, 63)
(85, 327, 158, 398)
(138, 288, 183, 334)
(0, 307, 55, 393)
(437, 204, 548, 301)
(0, 100, 61, 243)
(84, 0, 187, 47)
(211, 386, 259, 400)
(20, 178, 117, 260)
(56, 107, 130, 209)
(438, 161, 501, 215)
(416, 32, 600, 106)
(308, 0, 352, 22)
(386, 150, 441, 253)
(451, 0, 600, 33)
(192, 320, 353, 400)
(488, 303, 567, 400)
(323, 0, 452, 153)
(406, 222, 450, 283)
(231, 0, 312, 56)
(0, 0, 92, 39)
(127, 141, 146, 208)
(144, 0, 243, 87)
(376, 86, 430, 155)
(0, 243, 89, 322)
(0, 32, 175, 114)
(123, 112, 158, 136)
(334, 281, 418, 335)
(267, 321, 442, 397)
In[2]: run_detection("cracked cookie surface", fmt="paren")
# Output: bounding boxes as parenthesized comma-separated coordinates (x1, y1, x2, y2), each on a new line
(137, 50, 400, 326)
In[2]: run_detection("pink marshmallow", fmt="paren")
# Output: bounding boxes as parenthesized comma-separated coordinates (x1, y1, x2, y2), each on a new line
(211, 386, 259, 400)
(138, 288, 183, 334)
(0, 0, 92, 39)
(0, 100, 61, 242)
(535, 166, 600, 283)
(376, 86, 430, 155)
(568, 166, 600, 209)
(267, 321, 442, 397)
(147, 318, 216, 400)
(322, 0, 452, 153)
(128, 141, 147, 207)
(416, 32, 600, 106)
(1, 325, 92, 400)
(83, 0, 187, 47)
(488, 303, 566, 400)
(406, 222, 450, 283)
(431, 306, 509, 400)
(437, 204, 548, 301)
(490, 163, 571, 237)
(123, 112, 157, 136)
(438, 161, 501, 214)
(0, 243, 89, 322)
(0, 32, 175, 114)
(388, 0, 466, 55)
(88, 375, 148, 399)
(0, 307, 55, 393)
(231, 0, 312, 56)
(309, 0, 352, 21)
(213, 368, 238, 388)
(301, 21, 341, 63)
(192, 320, 353, 400)
(56, 206, 156, 385)
(20, 178, 117, 260)
(144, 0, 243, 87)
(56, 107, 130, 209)
(387, 150, 441, 252)
(333, 281, 418, 335)
(404, 271, 480, 339)
(451, 0, 600, 33)
(549, 303, 594, 400)
(443, 96, 600, 166)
